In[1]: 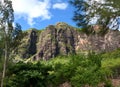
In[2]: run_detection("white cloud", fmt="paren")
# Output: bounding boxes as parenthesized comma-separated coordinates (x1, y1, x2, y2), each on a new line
(53, 3, 68, 10)
(11, 0, 51, 26)
(11, 0, 68, 26)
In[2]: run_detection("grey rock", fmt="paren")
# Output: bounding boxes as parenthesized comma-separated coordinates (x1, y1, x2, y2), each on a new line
(15, 22, 120, 60)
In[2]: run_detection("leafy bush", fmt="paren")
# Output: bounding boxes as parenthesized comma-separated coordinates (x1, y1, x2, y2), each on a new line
(5, 53, 113, 87)
(102, 49, 120, 59)
(6, 62, 52, 87)
(69, 54, 109, 87)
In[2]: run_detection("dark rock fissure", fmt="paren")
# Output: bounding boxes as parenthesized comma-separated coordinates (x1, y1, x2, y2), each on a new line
(28, 30, 37, 55)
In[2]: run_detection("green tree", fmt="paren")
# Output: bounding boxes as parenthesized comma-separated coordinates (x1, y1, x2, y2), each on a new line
(5, 54, 112, 87)
(0, 0, 14, 86)
(70, 0, 120, 30)
(0, 0, 22, 86)
(6, 62, 52, 87)
(69, 54, 110, 87)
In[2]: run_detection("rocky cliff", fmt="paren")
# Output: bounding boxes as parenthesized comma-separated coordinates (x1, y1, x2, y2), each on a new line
(15, 22, 120, 61)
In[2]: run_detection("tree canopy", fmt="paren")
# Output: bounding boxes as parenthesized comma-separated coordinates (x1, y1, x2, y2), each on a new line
(70, 0, 120, 30)
(0, 0, 22, 86)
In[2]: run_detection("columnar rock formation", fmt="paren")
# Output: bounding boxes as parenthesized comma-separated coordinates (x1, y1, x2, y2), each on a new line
(16, 22, 120, 60)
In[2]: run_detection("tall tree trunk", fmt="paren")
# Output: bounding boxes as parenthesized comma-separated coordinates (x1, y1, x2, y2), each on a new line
(1, 40, 7, 87)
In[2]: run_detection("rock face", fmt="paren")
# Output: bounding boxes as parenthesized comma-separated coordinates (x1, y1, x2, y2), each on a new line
(16, 22, 120, 60)
(16, 29, 38, 59)
(34, 23, 77, 60)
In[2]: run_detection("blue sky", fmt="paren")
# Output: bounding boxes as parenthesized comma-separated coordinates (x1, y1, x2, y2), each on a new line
(11, 0, 76, 30)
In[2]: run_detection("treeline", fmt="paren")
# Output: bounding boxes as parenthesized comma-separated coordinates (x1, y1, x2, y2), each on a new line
(4, 51, 120, 87)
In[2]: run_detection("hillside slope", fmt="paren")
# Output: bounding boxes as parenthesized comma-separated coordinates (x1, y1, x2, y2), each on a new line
(14, 22, 120, 60)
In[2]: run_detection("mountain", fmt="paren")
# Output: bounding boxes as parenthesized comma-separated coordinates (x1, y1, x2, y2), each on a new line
(14, 22, 120, 61)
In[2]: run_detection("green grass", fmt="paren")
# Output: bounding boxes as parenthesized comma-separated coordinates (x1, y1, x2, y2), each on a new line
(101, 49, 120, 69)
(102, 58, 120, 68)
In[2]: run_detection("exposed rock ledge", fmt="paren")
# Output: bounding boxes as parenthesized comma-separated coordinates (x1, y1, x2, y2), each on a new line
(16, 22, 120, 60)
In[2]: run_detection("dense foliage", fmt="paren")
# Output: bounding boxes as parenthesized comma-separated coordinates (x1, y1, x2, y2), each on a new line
(0, 0, 22, 86)
(70, 0, 120, 30)
(5, 53, 118, 87)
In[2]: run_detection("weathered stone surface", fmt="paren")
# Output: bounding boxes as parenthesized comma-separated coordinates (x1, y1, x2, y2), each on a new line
(15, 22, 120, 60)
(75, 30, 120, 53)
(34, 22, 120, 60)
(35, 23, 77, 60)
